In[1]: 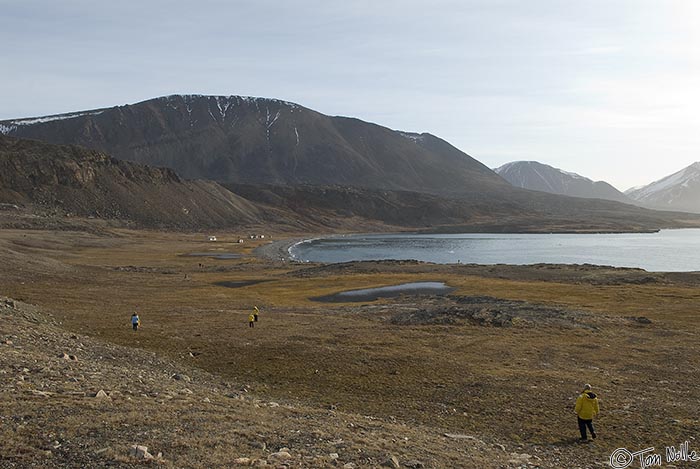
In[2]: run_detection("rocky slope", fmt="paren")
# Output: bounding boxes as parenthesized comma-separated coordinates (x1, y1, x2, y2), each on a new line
(495, 161, 631, 203)
(0, 135, 269, 229)
(625, 162, 700, 213)
(0, 95, 507, 196)
(0, 294, 577, 468)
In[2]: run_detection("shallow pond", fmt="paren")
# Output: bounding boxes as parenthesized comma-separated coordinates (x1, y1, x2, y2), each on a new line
(312, 281, 455, 302)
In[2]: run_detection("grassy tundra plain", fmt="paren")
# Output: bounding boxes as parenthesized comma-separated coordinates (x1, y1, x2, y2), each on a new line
(1, 227, 699, 468)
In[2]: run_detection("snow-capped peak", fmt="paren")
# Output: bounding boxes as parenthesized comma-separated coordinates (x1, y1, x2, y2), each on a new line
(627, 162, 700, 201)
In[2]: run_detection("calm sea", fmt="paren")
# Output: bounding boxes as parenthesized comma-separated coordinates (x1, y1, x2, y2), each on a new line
(289, 229, 700, 272)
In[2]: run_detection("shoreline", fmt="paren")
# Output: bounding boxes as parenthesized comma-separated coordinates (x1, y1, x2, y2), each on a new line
(253, 229, 700, 272)
(253, 236, 309, 262)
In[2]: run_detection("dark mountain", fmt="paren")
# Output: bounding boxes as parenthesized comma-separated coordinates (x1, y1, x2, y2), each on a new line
(495, 161, 631, 203)
(0, 95, 507, 196)
(625, 163, 700, 213)
(0, 135, 265, 229)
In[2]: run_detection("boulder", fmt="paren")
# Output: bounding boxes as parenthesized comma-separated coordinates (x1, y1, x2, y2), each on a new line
(129, 445, 154, 460)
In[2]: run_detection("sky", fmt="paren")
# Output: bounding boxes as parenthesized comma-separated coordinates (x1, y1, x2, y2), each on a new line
(2, 0, 699, 191)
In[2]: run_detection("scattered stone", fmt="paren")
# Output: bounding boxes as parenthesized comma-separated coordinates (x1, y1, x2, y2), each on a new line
(381, 454, 400, 468)
(329, 453, 339, 460)
(94, 389, 109, 399)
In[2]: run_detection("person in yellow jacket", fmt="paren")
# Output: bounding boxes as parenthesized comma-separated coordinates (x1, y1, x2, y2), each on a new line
(248, 313, 255, 328)
(575, 384, 599, 441)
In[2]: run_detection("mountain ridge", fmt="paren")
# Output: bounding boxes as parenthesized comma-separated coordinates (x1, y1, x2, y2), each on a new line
(0, 94, 506, 197)
(625, 162, 700, 213)
(495, 160, 631, 203)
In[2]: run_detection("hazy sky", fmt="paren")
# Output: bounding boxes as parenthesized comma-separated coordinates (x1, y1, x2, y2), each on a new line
(2, 0, 699, 190)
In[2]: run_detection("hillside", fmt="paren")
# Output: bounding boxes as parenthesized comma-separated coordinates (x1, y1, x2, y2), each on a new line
(0, 135, 265, 229)
(625, 162, 700, 213)
(0, 95, 507, 196)
(495, 161, 631, 203)
(227, 182, 700, 233)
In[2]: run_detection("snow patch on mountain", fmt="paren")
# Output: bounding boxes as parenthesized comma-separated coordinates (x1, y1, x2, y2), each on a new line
(1, 110, 105, 132)
(397, 131, 425, 143)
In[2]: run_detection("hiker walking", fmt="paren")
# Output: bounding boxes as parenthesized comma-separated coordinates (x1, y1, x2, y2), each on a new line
(131, 312, 140, 331)
(253, 306, 260, 322)
(575, 383, 599, 441)
(248, 313, 255, 328)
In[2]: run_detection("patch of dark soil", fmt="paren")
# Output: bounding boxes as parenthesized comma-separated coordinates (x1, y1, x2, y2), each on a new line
(390, 295, 595, 328)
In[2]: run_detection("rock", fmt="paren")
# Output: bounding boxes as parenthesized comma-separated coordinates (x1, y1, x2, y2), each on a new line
(268, 451, 292, 460)
(234, 457, 252, 465)
(381, 455, 400, 468)
(508, 453, 531, 464)
(94, 389, 109, 399)
(267, 402, 280, 407)
(343, 463, 357, 469)
(443, 433, 483, 444)
(68, 355, 78, 361)
(129, 445, 154, 460)
(329, 453, 339, 460)
(171, 373, 191, 382)
(60, 353, 70, 360)
(250, 441, 266, 451)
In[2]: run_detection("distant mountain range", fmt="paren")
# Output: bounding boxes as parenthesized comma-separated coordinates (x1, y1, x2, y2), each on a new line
(494, 161, 631, 203)
(625, 162, 700, 213)
(3, 95, 700, 232)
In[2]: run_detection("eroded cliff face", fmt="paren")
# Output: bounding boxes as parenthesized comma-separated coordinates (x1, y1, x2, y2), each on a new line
(0, 135, 264, 228)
